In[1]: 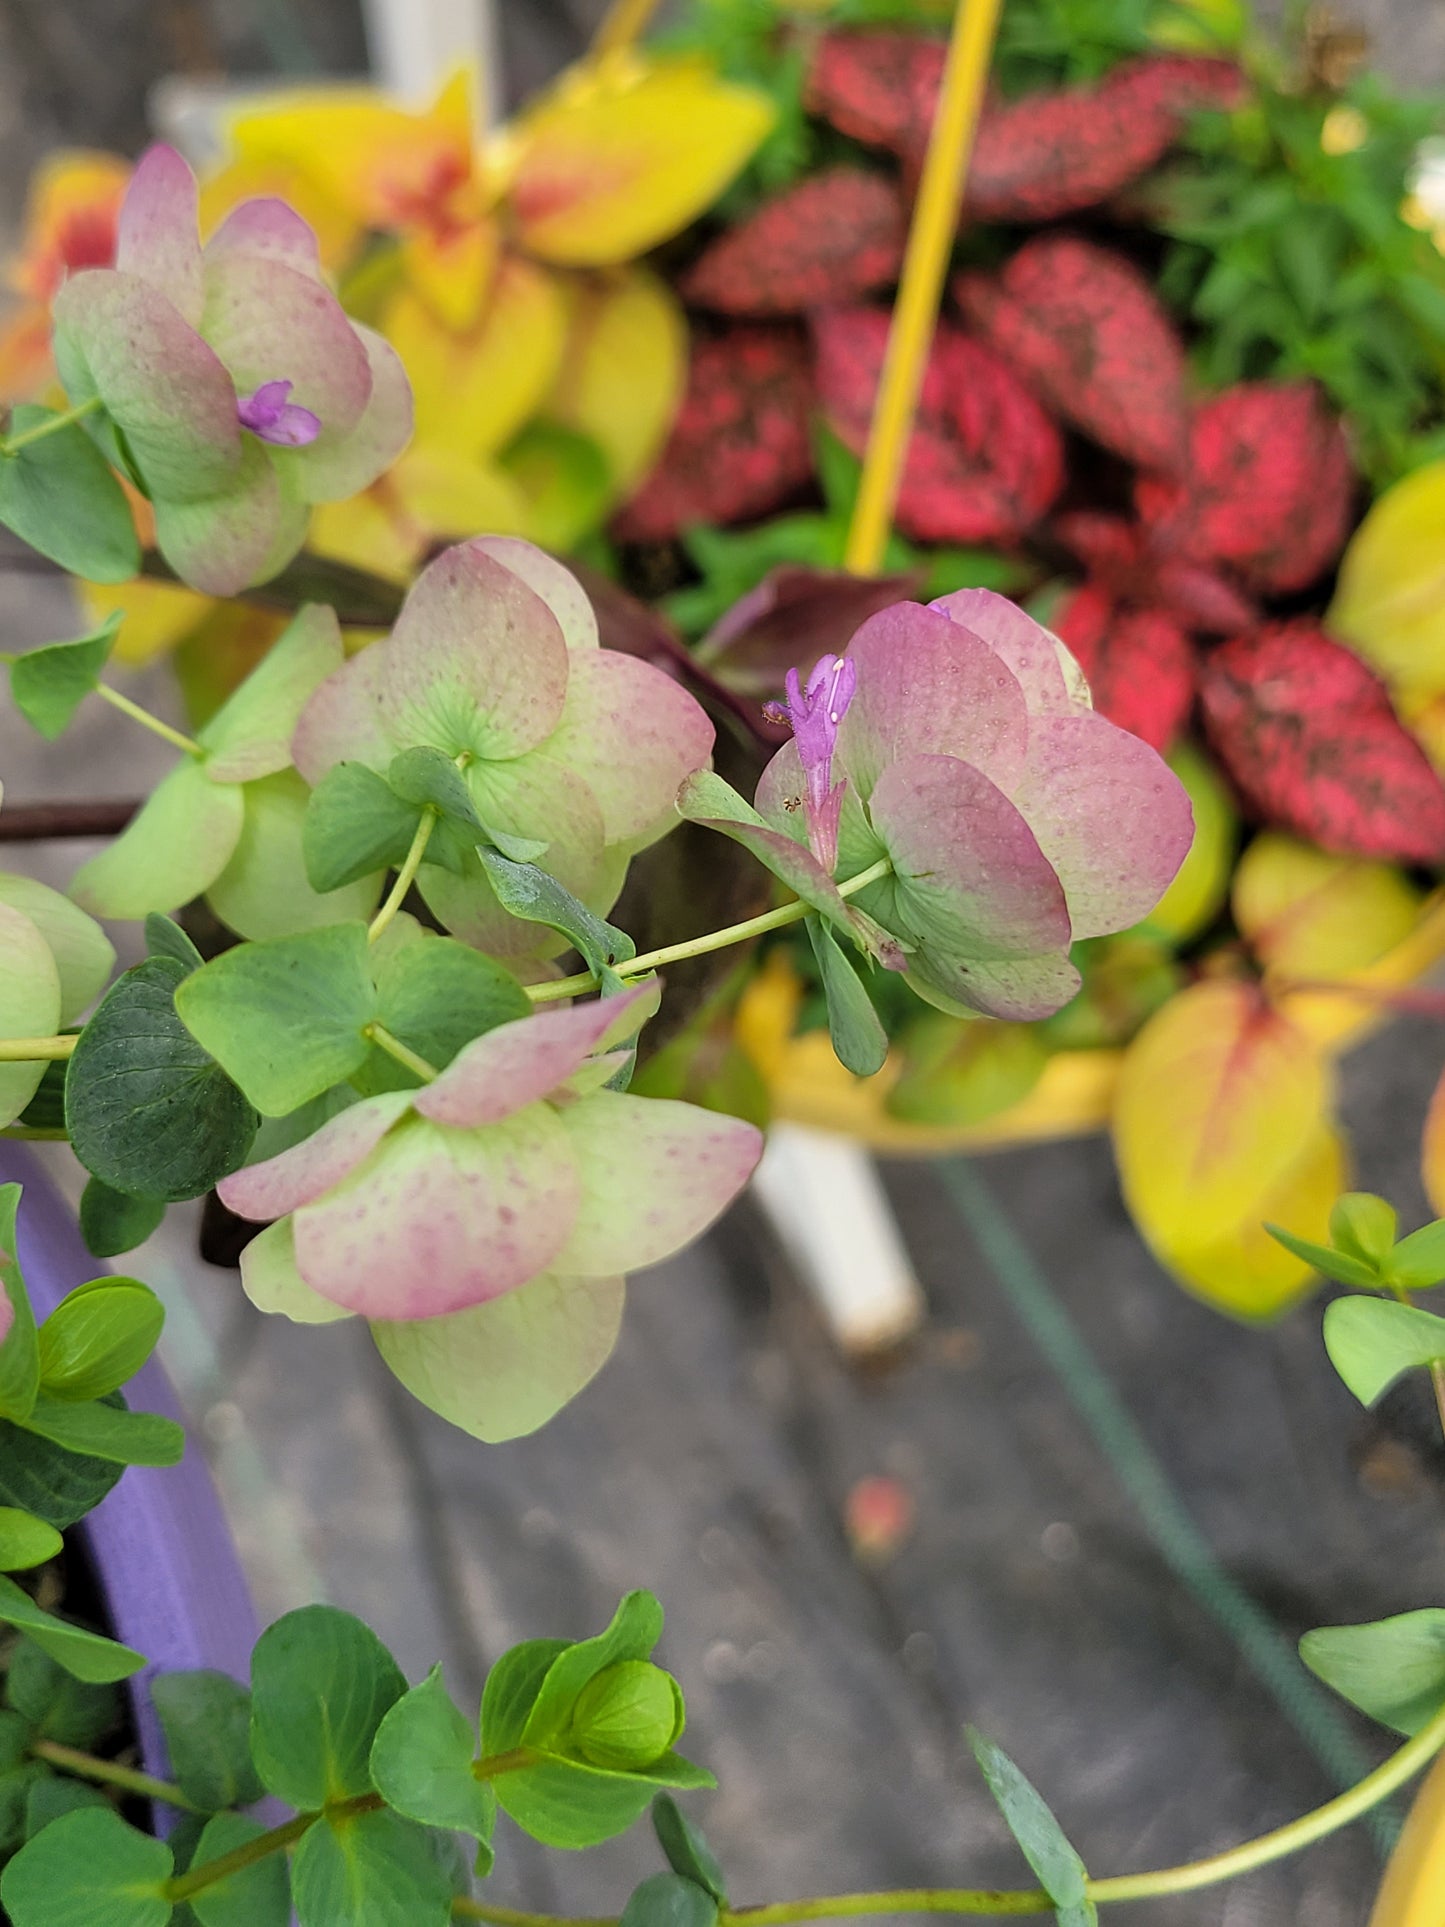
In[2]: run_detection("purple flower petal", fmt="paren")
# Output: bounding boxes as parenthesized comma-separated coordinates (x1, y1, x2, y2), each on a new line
(199, 255, 371, 442)
(237, 379, 323, 447)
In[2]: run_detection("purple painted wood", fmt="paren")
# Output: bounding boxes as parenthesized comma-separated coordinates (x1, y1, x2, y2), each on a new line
(5, 1146, 259, 1784)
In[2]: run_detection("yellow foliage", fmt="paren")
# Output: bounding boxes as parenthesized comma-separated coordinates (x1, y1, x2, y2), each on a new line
(501, 55, 775, 266)
(1233, 833, 1423, 980)
(79, 576, 211, 669)
(0, 149, 129, 396)
(198, 154, 360, 272)
(1136, 740, 1237, 945)
(1113, 978, 1331, 1256)
(1422, 1064, 1445, 1221)
(545, 268, 685, 496)
(1328, 460, 1445, 698)
(309, 448, 529, 582)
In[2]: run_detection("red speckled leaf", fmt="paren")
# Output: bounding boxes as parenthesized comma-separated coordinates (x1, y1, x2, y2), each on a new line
(1136, 383, 1356, 595)
(1199, 622, 1445, 863)
(956, 235, 1189, 472)
(613, 324, 814, 541)
(1055, 582, 1196, 752)
(1056, 510, 1259, 635)
(813, 307, 1063, 544)
(968, 56, 1244, 222)
(803, 31, 946, 151)
(683, 167, 906, 317)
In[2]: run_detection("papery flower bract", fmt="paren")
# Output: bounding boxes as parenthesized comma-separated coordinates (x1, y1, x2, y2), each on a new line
(292, 538, 715, 957)
(70, 604, 381, 938)
(217, 985, 763, 1441)
(50, 144, 413, 596)
(718, 592, 1194, 1022)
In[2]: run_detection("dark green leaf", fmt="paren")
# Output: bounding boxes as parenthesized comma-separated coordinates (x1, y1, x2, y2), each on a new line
(15, 1057, 69, 1134)
(1385, 1220, 1445, 1291)
(477, 848, 636, 977)
(1301, 1610, 1445, 1736)
(5, 1640, 121, 1746)
(65, 956, 257, 1200)
(806, 916, 888, 1076)
(78, 1180, 166, 1260)
(620, 1873, 719, 1927)
(173, 923, 375, 1116)
(0, 1184, 40, 1422)
(1263, 1224, 1378, 1289)
(187, 1812, 291, 1927)
(143, 915, 203, 975)
(652, 1794, 728, 1902)
(24, 1773, 108, 1838)
(968, 1728, 1095, 1926)
(8, 617, 122, 742)
(303, 762, 420, 894)
(370, 1666, 496, 1853)
(0, 1807, 172, 1926)
(37, 1276, 164, 1400)
(355, 937, 530, 1095)
(16, 1395, 183, 1468)
(0, 1508, 62, 1572)
(0, 1576, 144, 1683)
(151, 1671, 263, 1813)
(1323, 1296, 1445, 1406)
(249, 1605, 407, 1809)
(387, 748, 481, 828)
(289, 1808, 452, 1927)
(0, 1409, 124, 1528)
(0, 409, 140, 582)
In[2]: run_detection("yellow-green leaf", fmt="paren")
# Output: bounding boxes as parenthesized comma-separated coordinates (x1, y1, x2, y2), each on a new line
(504, 56, 775, 266)
(1136, 742, 1237, 946)
(546, 269, 685, 498)
(1232, 833, 1423, 980)
(1328, 460, 1445, 697)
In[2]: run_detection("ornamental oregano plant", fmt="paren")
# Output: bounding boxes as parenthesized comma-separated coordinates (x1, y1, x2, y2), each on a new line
(6, 135, 1445, 1924)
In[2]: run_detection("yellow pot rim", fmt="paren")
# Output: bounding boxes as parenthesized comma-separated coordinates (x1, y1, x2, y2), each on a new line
(1370, 1748, 1445, 1927)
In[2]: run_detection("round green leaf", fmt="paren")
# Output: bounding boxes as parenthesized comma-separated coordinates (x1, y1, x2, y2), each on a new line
(37, 1279, 165, 1402)
(370, 1666, 496, 1846)
(0, 1411, 124, 1528)
(0, 903, 62, 1131)
(78, 1180, 166, 1261)
(1301, 1610, 1445, 1736)
(250, 1605, 407, 1809)
(0, 873, 114, 1021)
(289, 1808, 452, 1927)
(151, 1670, 263, 1813)
(187, 1811, 292, 1927)
(0, 1808, 171, 1927)
(0, 409, 141, 582)
(1323, 1295, 1445, 1406)
(5, 1640, 121, 1747)
(0, 1509, 62, 1573)
(652, 1795, 728, 1904)
(7, 620, 122, 744)
(620, 1873, 719, 1927)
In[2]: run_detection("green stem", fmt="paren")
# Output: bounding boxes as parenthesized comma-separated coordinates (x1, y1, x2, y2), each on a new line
(93, 681, 205, 757)
(0, 395, 103, 456)
(0, 1125, 68, 1141)
(363, 1022, 440, 1083)
(473, 1748, 538, 1781)
(369, 807, 439, 943)
(0, 1035, 78, 1063)
(164, 1806, 335, 1903)
(453, 1702, 1445, 1924)
(29, 1738, 204, 1816)
(527, 857, 894, 1006)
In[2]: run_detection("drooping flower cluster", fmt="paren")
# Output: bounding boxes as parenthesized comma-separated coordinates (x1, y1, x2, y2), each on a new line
(218, 985, 762, 1441)
(686, 590, 1194, 1021)
(51, 144, 412, 595)
(293, 536, 715, 956)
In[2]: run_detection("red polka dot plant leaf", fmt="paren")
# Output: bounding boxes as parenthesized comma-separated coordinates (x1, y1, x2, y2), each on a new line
(682, 167, 907, 317)
(813, 306, 1064, 544)
(1136, 383, 1357, 595)
(612, 324, 814, 542)
(966, 56, 1245, 222)
(1199, 622, 1445, 864)
(1055, 582, 1197, 754)
(1055, 511, 1260, 636)
(955, 234, 1190, 473)
(802, 31, 947, 153)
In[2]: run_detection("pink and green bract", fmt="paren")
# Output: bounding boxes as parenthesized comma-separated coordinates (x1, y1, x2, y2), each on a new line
(292, 537, 716, 959)
(51, 144, 412, 595)
(218, 983, 763, 1441)
(684, 590, 1194, 1022)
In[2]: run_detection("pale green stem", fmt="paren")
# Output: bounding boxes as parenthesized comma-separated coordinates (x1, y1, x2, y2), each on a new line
(363, 1021, 440, 1083)
(369, 806, 439, 943)
(526, 857, 894, 1006)
(30, 1737, 204, 1815)
(0, 394, 103, 455)
(0, 1035, 77, 1063)
(94, 682, 204, 757)
(452, 1701, 1445, 1924)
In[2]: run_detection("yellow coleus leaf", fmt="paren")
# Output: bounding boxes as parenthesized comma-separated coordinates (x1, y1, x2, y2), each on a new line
(1113, 978, 1331, 1254)
(8, 149, 129, 301)
(400, 219, 500, 331)
(1135, 741, 1237, 945)
(309, 447, 529, 582)
(383, 256, 567, 460)
(1328, 460, 1445, 698)
(545, 268, 685, 498)
(1423, 1064, 1445, 1220)
(79, 576, 211, 669)
(199, 153, 361, 273)
(1233, 833, 1423, 980)
(500, 55, 775, 266)
(1164, 1123, 1345, 1321)
(229, 68, 482, 236)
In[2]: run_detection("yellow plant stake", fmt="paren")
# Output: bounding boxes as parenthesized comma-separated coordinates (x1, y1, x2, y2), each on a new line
(844, 0, 1006, 576)
(590, 0, 666, 61)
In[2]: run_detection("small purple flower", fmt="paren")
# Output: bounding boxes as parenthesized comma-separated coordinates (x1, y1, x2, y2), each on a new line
(237, 378, 322, 448)
(763, 652, 857, 872)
